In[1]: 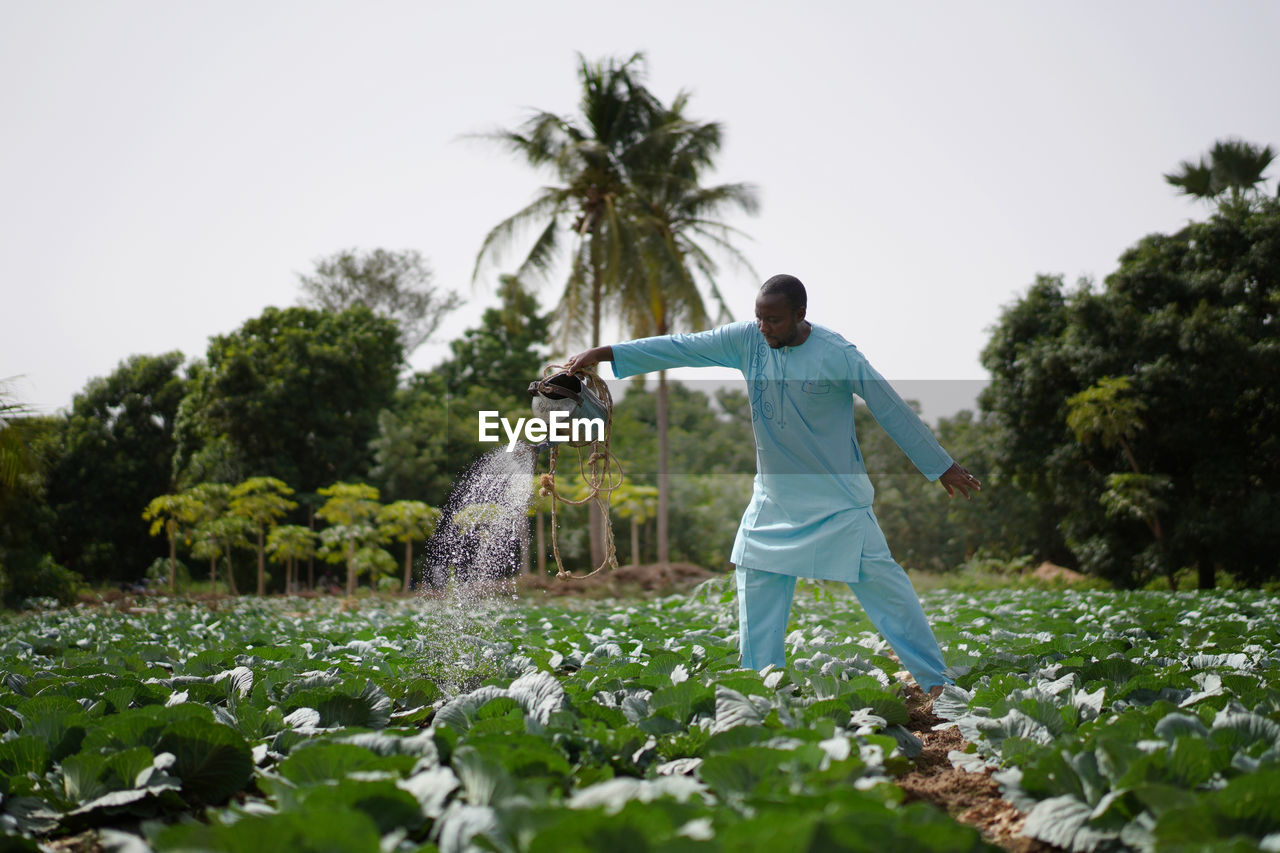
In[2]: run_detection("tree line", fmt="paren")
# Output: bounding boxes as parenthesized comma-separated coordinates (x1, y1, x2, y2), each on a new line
(1, 51, 1277, 603)
(143, 478, 440, 597)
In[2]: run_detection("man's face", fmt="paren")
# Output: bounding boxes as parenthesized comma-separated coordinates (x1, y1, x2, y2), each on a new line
(755, 293, 805, 348)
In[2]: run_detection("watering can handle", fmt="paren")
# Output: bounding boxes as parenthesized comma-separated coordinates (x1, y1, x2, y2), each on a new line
(528, 369, 585, 403)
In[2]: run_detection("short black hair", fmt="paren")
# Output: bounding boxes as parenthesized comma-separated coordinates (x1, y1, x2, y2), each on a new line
(759, 274, 807, 311)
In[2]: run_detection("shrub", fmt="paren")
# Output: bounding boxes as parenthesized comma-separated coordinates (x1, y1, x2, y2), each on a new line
(0, 550, 82, 609)
(146, 556, 192, 591)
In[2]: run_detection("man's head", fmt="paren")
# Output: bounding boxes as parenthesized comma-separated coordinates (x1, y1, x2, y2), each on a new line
(755, 274, 808, 348)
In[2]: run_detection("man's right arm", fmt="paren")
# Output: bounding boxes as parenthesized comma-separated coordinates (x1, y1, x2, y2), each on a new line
(567, 325, 747, 379)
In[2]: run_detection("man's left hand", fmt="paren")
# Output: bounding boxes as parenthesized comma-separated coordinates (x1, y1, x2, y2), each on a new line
(939, 462, 981, 500)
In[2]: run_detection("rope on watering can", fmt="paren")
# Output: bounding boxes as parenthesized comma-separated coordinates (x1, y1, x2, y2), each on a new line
(535, 364, 624, 579)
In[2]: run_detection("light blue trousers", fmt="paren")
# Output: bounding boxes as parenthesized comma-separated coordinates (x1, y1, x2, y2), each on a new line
(735, 557, 951, 691)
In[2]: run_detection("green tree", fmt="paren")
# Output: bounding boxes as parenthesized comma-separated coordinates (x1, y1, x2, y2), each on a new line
(610, 383, 756, 482)
(1066, 377, 1171, 586)
(612, 481, 658, 566)
(0, 384, 57, 563)
(931, 410, 1041, 565)
(46, 352, 188, 582)
(369, 373, 526, 507)
(185, 483, 238, 594)
(369, 281, 548, 506)
(175, 306, 401, 492)
(378, 500, 440, 592)
(474, 52, 668, 568)
(982, 196, 1280, 587)
(265, 524, 317, 594)
(316, 482, 384, 595)
(191, 515, 252, 595)
(528, 475, 555, 574)
(612, 94, 758, 564)
(350, 546, 398, 592)
(608, 382, 756, 568)
(1165, 138, 1276, 207)
(0, 396, 75, 608)
(435, 275, 550, 400)
(142, 492, 205, 593)
(854, 405, 1040, 574)
(229, 477, 297, 595)
(0, 379, 39, 492)
(298, 248, 461, 355)
(474, 52, 663, 351)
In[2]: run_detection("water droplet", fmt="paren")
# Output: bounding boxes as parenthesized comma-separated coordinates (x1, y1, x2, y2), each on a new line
(412, 446, 536, 695)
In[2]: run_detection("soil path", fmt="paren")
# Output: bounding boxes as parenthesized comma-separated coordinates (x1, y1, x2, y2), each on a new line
(900, 686, 1060, 853)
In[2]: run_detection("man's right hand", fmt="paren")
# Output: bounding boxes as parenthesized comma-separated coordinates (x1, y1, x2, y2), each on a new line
(564, 346, 612, 375)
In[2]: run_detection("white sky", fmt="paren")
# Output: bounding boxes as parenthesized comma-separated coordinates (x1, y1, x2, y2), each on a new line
(3, 1, 1278, 419)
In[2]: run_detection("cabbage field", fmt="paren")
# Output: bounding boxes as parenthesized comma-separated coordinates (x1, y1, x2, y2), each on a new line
(1, 582, 1278, 852)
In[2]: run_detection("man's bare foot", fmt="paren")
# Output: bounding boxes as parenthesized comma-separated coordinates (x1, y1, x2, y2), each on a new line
(928, 684, 944, 700)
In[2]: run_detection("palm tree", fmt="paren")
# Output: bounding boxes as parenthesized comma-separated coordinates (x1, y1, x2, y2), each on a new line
(474, 52, 664, 568)
(614, 98, 759, 563)
(1165, 138, 1276, 206)
(474, 52, 662, 350)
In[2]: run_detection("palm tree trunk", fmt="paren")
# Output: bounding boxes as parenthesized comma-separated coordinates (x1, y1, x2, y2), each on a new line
(656, 369, 670, 565)
(587, 255, 606, 569)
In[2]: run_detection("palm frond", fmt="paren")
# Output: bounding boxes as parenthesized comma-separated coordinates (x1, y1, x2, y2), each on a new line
(1164, 157, 1215, 198)
(478, 52, 759, 353)
(515, 217, 564, 283)
(472, 190, 568, 284)
(1167, 139, 1278, 203)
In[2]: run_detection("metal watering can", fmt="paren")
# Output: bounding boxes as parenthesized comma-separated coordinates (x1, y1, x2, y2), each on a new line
(527, 371, 610, 449)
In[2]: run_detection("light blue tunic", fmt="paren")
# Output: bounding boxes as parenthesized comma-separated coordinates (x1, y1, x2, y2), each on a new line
(609, 320, 953, 582)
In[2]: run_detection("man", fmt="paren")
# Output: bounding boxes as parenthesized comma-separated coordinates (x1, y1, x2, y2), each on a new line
(565, 274, 980, 697)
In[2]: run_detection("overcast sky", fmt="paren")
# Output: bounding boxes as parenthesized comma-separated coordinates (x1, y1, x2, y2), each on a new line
(3, 1, 1278, 420)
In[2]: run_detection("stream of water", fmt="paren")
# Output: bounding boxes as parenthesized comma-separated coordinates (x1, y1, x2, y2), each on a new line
(413, 445, 537, 693)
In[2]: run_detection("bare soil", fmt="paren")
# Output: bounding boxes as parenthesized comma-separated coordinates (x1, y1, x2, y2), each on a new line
(900, 686, 1060, 853)
(1031, 561, 1086, 584)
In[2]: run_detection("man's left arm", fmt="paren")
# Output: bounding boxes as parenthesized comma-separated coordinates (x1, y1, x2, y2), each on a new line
(848, 352, 981, 500)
